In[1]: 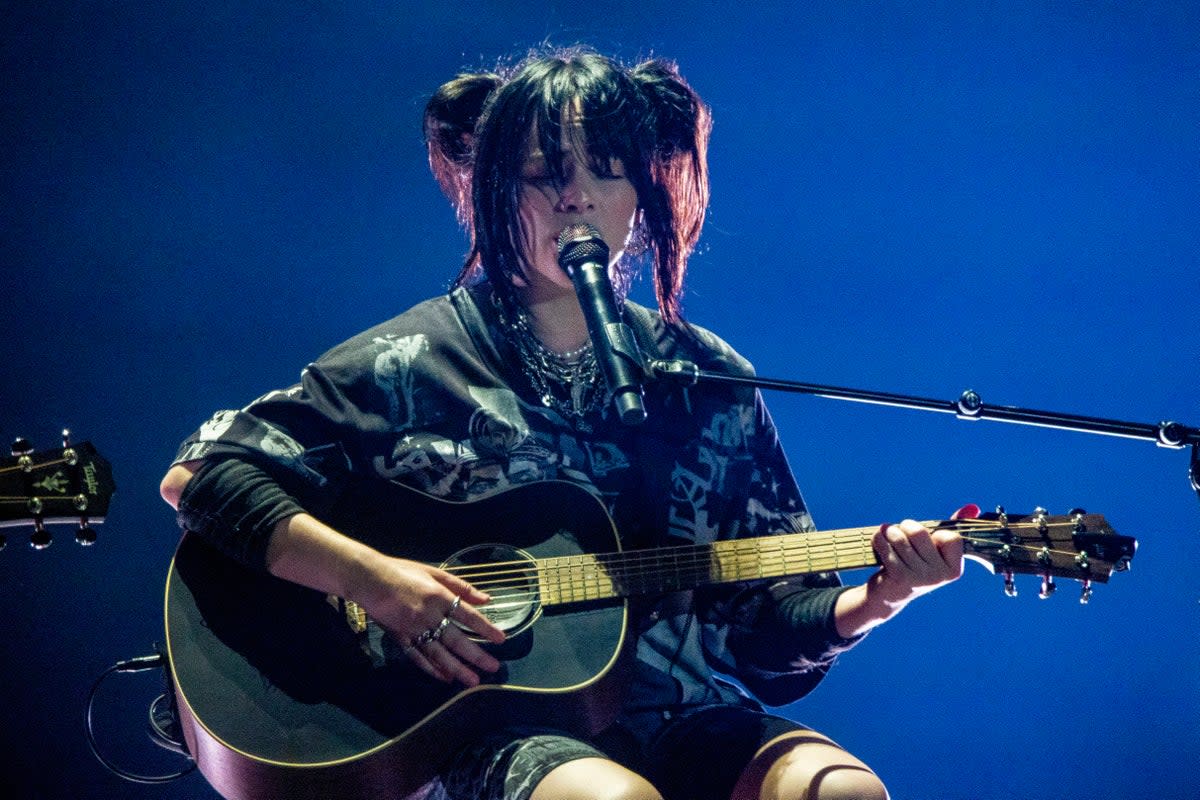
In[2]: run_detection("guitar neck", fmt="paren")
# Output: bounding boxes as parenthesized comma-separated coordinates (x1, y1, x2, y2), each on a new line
(535, 523, 907, 606)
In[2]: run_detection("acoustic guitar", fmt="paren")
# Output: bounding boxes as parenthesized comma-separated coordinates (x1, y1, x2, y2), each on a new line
(164, 478, 1135, 799)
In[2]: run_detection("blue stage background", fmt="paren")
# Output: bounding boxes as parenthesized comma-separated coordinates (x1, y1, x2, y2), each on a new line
(4, 3, 1197, 798)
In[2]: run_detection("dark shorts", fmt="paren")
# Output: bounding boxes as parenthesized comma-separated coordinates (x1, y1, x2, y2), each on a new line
(427, 705, 810, 800)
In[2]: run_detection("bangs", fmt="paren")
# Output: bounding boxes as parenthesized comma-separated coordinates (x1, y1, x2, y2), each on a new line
(523, 58, 648, 185)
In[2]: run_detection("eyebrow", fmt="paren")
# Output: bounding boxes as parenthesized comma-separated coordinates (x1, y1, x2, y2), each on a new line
(521, 150, 572, 177)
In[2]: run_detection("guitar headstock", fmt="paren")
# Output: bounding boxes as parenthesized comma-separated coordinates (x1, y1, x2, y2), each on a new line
(956, 507, 1136, 603)
(0, 431, 115, 550)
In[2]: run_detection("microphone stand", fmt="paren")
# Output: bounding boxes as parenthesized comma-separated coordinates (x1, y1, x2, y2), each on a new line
(645, 358, 1200, 505)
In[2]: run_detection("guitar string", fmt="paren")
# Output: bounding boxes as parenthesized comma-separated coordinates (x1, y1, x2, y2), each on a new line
(355, 524, 1098, 633)
(0, 496, 83, 502)
(0, 456, 74, 476)
(438, 529, 1104, 615)
(351, 522, 1109, 630)
(1, 455, 91, 506)
(456, 541, 1101, 614)
(440, 519, 1070, 584)
(438, 522, 1100, 604)
(346, 518, 1108, 627)
(442, 521, 937, 587)
(442, 522, 1086, 594)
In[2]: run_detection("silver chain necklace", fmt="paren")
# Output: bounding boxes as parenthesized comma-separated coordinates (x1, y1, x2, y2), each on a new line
(497, 297, 607, 429)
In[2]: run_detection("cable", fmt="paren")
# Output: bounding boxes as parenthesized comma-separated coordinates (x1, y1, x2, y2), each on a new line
(85, 651, 197, 785)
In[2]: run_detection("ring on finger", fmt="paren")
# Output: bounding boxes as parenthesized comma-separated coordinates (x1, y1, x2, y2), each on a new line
(411, 616, 452, 649)
(409, 596, 461, 651)
(429, 615, 452, 643)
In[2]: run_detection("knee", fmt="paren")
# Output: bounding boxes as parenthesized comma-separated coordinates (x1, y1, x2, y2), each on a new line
(582, 770, 663, 800)
(750, 743, 889, 800)
(809, 766, 888, 800)
(529, 757, 664, 800)
(595, 772, 664, 800)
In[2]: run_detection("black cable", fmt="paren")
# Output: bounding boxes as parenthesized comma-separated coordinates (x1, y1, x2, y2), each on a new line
(85, 652, 197, 785)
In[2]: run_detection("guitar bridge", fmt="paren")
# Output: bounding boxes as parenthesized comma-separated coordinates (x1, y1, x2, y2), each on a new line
(328, 595, 396, 668)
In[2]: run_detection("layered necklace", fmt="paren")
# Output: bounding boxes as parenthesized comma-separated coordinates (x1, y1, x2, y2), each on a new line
(497, 296, 607, 430)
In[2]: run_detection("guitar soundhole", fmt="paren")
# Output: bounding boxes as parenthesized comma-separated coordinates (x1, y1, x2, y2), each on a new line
(442, 544, 541, 639)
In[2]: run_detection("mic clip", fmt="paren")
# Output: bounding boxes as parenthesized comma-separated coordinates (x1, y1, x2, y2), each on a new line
(646, 358, 700, 386)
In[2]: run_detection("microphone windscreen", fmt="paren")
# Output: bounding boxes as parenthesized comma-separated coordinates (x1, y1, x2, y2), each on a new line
(556, 223, 609, 269)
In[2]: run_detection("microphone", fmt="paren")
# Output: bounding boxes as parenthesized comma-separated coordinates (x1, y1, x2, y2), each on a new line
(556, 223, 647, 425)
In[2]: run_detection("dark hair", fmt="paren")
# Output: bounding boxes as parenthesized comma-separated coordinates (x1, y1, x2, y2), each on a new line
(424, 47, 711, 324)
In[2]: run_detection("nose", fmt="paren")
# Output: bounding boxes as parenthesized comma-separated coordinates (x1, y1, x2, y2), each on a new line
(554, 175, 594, 213)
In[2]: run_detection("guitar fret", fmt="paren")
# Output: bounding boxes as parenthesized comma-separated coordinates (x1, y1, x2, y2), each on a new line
(537, 563, 556, 606)
(583, 554, 612, 601)
(567, 555, 581, 602)
(558, 559, 569, 603)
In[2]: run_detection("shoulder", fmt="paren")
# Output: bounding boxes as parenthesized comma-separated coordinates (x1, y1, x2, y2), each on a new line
(625, 301, 755, 379)
(317, 294, 464, 362)
(307, 288, 499, 380)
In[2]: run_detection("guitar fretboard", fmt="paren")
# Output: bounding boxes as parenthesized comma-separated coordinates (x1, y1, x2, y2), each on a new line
(535, 524, 905, 605)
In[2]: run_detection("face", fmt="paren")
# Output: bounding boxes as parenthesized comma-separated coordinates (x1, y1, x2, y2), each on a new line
(514, 122, 640, 298)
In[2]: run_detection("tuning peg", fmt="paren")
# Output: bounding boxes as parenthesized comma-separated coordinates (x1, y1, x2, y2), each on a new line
(1033, 507, 1049, 533)
(1039, 573, 1056, 599)
(12, 437, 34, 472)
(29, 519, 52, 550)
(61, 429, 79, 465)
(1002, 568, 1017, 597)
(75, 521, 97, 546)
(1079, 579, 1093, 604)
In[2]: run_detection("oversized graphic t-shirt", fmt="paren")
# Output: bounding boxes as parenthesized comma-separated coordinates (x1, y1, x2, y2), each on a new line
(173, 283, 858, 718)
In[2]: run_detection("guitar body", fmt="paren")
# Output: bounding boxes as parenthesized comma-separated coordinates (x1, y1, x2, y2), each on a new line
(165, 480, 630, 800)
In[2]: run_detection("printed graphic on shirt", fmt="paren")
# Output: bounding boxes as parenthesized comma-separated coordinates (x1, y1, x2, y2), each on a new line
(369, 388, 632, 506)
(467, 386, 531, 459)
(666, 402, 809, 545)
(372, 333, 429, 430)
(667, 404, 754, 543)
(197, 410, 238, 443)
(181, 407, 312, 480)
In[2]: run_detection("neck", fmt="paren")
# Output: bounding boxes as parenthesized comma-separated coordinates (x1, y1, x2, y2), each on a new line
(516, 284, 589, 355)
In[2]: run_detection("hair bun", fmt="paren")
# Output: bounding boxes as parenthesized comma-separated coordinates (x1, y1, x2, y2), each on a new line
(630, 59, 710, 157)
(424, 72, 502, 221)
